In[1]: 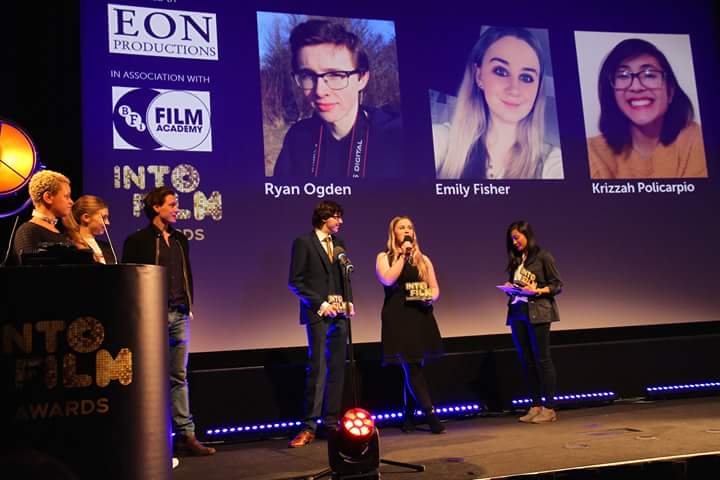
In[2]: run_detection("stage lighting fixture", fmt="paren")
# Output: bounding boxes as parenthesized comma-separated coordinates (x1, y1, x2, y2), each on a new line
(0, 120, 38, 196)
(646, 381, 720, 398)
(327, 408, 380, 479)
(512, 391, 617, 407)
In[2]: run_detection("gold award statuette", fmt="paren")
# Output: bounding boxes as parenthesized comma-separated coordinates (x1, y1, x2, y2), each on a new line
(405, 282, 432, 301)
(327, 295, 348, 313)
(516, 266, 536, 289)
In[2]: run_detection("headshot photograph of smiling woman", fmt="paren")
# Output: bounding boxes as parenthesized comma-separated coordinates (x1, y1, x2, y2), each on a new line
(432, 26, 564, 180)
(576, 32, 708, 179)
(257, 12, 404, 179)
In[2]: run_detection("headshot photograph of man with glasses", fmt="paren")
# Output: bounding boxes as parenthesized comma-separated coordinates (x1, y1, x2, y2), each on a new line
(257, 13, 404, 179)
(575, 32, 707, 179)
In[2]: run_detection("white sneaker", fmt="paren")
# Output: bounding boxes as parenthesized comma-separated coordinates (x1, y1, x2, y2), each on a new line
(530, 407, 557, 423)
(519, 406, 542, 423)
(172, 457, 180, 469)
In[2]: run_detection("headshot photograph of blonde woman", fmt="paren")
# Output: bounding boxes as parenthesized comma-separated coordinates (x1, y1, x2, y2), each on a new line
(575, 32, 708, 179)
(431, 26, 563, 180)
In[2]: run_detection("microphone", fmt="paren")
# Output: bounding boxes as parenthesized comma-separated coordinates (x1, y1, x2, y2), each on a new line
(333, 246, 354, 272)
(402, 235, 413, 255)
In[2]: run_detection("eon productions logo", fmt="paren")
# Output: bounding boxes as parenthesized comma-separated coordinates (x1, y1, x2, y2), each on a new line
(112, 87, 212, 152)
(108, 4, 218, 60)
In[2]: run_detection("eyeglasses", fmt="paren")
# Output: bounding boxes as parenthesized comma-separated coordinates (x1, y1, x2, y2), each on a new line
(292, 69, 365, 91)
(610, 68, 666, 90)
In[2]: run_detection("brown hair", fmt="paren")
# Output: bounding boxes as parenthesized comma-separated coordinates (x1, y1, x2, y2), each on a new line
(63, 195, 108, 254)
(143, 186, 176, 220)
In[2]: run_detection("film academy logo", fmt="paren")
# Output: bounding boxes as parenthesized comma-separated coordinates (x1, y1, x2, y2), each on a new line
(5, 317, 132, 420)
(107, 4, 218, 60)
(112, 87, 213, 152)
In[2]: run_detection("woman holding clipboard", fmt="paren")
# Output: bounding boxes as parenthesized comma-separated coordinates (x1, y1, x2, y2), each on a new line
(501, 220, 563, 423)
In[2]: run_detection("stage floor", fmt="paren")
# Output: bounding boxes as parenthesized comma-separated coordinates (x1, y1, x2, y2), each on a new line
(172, 396, 720, 480)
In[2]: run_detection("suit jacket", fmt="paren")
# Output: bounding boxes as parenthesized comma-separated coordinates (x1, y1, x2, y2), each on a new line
(289, 231, 351, 325)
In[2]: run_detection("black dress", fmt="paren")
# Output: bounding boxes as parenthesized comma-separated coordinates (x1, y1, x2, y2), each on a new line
(381, 258, 443, 364)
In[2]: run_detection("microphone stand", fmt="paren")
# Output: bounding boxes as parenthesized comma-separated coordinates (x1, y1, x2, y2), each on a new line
(0, 216, 20, 267)
(101, 221, 119, 264)
(342, 261, 358, 408)
(307, 260, 425, 480)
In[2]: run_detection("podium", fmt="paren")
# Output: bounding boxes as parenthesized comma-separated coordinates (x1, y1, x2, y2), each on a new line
(0, 265, 171, 479)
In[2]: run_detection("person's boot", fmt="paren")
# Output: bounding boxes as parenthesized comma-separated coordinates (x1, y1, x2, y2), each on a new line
(174, 432, 216, 456)
(401, 404, 416, 432)
(423, 407, 446, 434)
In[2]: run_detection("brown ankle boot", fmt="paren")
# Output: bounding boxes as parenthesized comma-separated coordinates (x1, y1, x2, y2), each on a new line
(174, 433, 217, 456)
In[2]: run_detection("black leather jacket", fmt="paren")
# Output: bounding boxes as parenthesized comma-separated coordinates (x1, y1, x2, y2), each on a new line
(122, 224, 194, 306)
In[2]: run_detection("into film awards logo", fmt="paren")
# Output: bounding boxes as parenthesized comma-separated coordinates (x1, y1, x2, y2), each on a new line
(112, 87, 212, 152)
(107, 4, 218, 60)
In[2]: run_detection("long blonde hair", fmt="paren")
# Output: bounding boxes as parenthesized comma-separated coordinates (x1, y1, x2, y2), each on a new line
(437, 27, 547, 179)
(63, 195, 108, 252)
(385, 216, 429, 281)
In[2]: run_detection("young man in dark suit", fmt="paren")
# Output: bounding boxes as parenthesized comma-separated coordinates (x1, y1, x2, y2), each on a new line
(288, 200, 354, 447)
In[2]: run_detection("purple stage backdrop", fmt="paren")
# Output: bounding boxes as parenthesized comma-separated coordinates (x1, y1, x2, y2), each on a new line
(81, 0, 720, 352)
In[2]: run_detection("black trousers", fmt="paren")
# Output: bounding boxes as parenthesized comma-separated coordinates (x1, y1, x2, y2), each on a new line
(302, 316, 348, 431)
(509, 302, 557, 409)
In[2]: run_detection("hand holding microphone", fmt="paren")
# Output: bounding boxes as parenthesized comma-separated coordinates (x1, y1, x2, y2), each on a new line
(401, 235, 414, 258)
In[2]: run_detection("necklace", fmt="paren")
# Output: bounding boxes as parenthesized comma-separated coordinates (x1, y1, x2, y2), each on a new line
(31, 210, 58, 226)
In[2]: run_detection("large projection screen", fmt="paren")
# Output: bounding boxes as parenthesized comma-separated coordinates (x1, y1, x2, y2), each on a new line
(82, 0, 719, 352)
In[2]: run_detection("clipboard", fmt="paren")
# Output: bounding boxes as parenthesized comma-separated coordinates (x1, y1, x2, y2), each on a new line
(496, 284, 526, 295)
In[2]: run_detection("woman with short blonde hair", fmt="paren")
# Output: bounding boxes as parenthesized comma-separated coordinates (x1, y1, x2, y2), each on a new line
(12, 170, 74, 264)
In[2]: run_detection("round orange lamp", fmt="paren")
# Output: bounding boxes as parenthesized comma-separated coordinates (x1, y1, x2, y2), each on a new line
(0, 120, 38, 196)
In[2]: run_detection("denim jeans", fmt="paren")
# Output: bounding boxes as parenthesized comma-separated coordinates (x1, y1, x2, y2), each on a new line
(169, 309, 194, 434)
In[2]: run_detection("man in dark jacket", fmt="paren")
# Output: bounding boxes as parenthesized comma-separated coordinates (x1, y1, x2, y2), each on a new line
(122, 186, 215, 456)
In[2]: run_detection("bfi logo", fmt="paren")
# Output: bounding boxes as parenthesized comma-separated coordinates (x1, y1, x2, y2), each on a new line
(112, 87, 213, 152)
(107, 4, 218, 60)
